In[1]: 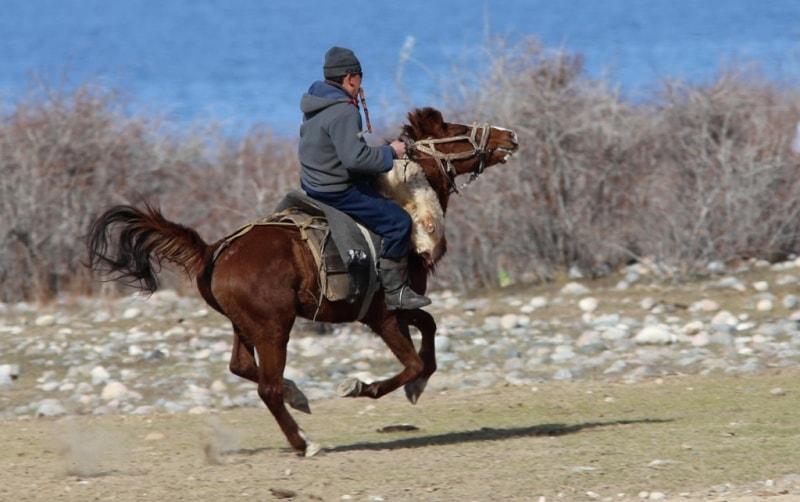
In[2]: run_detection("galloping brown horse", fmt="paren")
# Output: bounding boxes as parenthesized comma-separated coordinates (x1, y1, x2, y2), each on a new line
(87, 107, 519, 456)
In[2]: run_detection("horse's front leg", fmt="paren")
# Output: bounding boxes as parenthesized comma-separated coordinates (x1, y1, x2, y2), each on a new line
(402, 309, 437, 404)
(338, 312, 423, 399)
(228, 326, 310, 414)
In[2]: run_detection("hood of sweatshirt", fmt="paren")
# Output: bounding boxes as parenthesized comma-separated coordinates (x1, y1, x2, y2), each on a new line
(300, 80, 354, 117)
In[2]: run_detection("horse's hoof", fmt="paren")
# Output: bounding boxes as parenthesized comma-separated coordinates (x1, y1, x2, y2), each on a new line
(284, 378, 312, 414)
(337, 378, 363, 398)
(404, 378, 428, 404)
(304, 441, 322, 457)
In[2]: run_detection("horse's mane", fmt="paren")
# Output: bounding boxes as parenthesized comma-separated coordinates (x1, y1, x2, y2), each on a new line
(402, 107, 448, 142)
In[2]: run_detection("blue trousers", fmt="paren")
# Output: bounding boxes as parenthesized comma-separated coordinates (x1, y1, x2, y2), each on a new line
(303, 182, 411, 261)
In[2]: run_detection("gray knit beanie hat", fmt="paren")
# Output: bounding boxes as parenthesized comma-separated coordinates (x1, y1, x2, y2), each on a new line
(323, 46, 362, 78)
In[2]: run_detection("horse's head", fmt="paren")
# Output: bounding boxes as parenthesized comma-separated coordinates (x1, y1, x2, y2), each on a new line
(402, 107, 519, 204)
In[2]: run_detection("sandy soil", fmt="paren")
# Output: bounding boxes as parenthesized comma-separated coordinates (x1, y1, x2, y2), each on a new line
(2, 370, 799, 502)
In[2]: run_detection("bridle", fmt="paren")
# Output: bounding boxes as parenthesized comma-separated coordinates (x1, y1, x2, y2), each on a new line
(406, 123, 492, 194)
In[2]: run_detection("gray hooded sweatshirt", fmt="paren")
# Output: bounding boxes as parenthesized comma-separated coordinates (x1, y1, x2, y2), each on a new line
(299, 80, 395, 193)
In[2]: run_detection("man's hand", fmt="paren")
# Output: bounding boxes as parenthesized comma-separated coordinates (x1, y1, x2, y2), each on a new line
(390, 140, 407, 159)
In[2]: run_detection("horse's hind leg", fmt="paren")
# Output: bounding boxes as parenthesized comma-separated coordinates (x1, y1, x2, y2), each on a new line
(403, 309, 438, 404)
(229, 326, 258, 381)
(338, 313, 423, 399)
(228, 325, 310, 414)
(251, 322, 320, 457)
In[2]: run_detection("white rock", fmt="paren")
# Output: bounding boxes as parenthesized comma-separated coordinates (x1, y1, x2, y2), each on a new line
(604, 360, 628, 374)
(0, 364, 19, 379)
(121, 307, 141, 319)
(711, 311, 738, 326)
(39, 381, 59, 392)
(756, 299, 773, 312)
(301, 343, 326, 358)
(75, 382, 93, 394)
(434, 335, 452, 353)
(500, 314, 519, 330)
(164, 326, 187, 337)
(782, 294, 799, 309)
(578, 297, 598, 312)
(716, 276, 746, 291)
(560, 282, 590, 296)
(692, 332, 711, 347)
(101, 381, 129, 401)
(682, 320, 705, 335)
(752, 281, 769, 291)
(690, 299, 720, 312)
(634, 325, 677, 345)
(36, 398, 66, 417)
(210, 380, 227, 393)
(34, 314, 56, 327)
(91, 311, 111, 323)
(640, 297, 658, 310)
(91, 366, 111, 385)
(132, 406, 157, 415)
(150, 289, 180, 303)
(566, 265, 583, 279)
(600, 326, 629, 341)
(482, 317, 502, 331)
(528, 296, 549, 309)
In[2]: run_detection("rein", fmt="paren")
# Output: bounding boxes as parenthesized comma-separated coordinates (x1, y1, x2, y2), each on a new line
(407, 123, 491, 194)
(358, 87, 372, 134)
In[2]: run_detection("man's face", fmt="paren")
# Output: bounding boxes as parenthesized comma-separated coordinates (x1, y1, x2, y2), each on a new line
(343, 73, 363, 96)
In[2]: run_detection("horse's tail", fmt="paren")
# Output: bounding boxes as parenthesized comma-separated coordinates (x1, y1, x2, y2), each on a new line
(86, 203, 211, 294)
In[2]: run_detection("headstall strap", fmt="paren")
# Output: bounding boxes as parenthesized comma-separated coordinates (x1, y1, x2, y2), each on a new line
(409, 123, 491, 194)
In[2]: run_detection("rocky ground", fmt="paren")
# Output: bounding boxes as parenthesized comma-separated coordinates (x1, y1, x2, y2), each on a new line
(1, 259, 800, 500)
(3, 259, 800, 418)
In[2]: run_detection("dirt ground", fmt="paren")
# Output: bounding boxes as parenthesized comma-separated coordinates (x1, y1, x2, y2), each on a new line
(2, 369, 799, 502)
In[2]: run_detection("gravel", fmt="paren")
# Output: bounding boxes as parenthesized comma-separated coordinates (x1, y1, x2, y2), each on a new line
(2, 258, 800, 420)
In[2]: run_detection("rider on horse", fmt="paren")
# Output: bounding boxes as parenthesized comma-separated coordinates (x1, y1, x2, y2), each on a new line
(298, 46, 431, 310)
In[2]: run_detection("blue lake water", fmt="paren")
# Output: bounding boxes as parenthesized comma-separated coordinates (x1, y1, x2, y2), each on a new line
(1, 0, 798, 136)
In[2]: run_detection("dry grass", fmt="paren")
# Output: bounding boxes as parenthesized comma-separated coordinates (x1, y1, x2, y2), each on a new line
(1, 370, 798, 501)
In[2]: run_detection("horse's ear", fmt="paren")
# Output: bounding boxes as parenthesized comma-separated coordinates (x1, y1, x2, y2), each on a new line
(417, 107, 443, 125)
(410, 107, 446, 137)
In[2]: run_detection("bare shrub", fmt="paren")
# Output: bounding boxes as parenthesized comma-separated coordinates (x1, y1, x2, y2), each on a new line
(435, 38, 644, 289)
(432, 38, 800, 290)
(0, 83, 170, 300)
(0, 82, 299, 302)
(4, 39, 800, 301)
(636, 75, 800, 275)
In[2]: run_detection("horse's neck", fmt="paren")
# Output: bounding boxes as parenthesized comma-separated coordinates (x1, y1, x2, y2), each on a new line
(373, 159, 445, 258)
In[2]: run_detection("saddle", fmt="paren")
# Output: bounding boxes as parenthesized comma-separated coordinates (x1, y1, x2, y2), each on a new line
(214, 191, 382, 319)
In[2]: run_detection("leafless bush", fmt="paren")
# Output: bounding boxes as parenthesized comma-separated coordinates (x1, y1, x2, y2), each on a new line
(432, 38, 800, 290)
(637, 76, 800, 275)
(0, 82, 298, 302)
(435, 38, 645, 288)
(3, 38, 800, 301)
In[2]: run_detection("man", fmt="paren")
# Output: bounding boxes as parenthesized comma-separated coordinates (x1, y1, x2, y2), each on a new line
(298, 46, 430, 310)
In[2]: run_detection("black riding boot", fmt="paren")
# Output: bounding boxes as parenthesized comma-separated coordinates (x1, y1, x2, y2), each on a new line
(378, 257, 431, 310)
